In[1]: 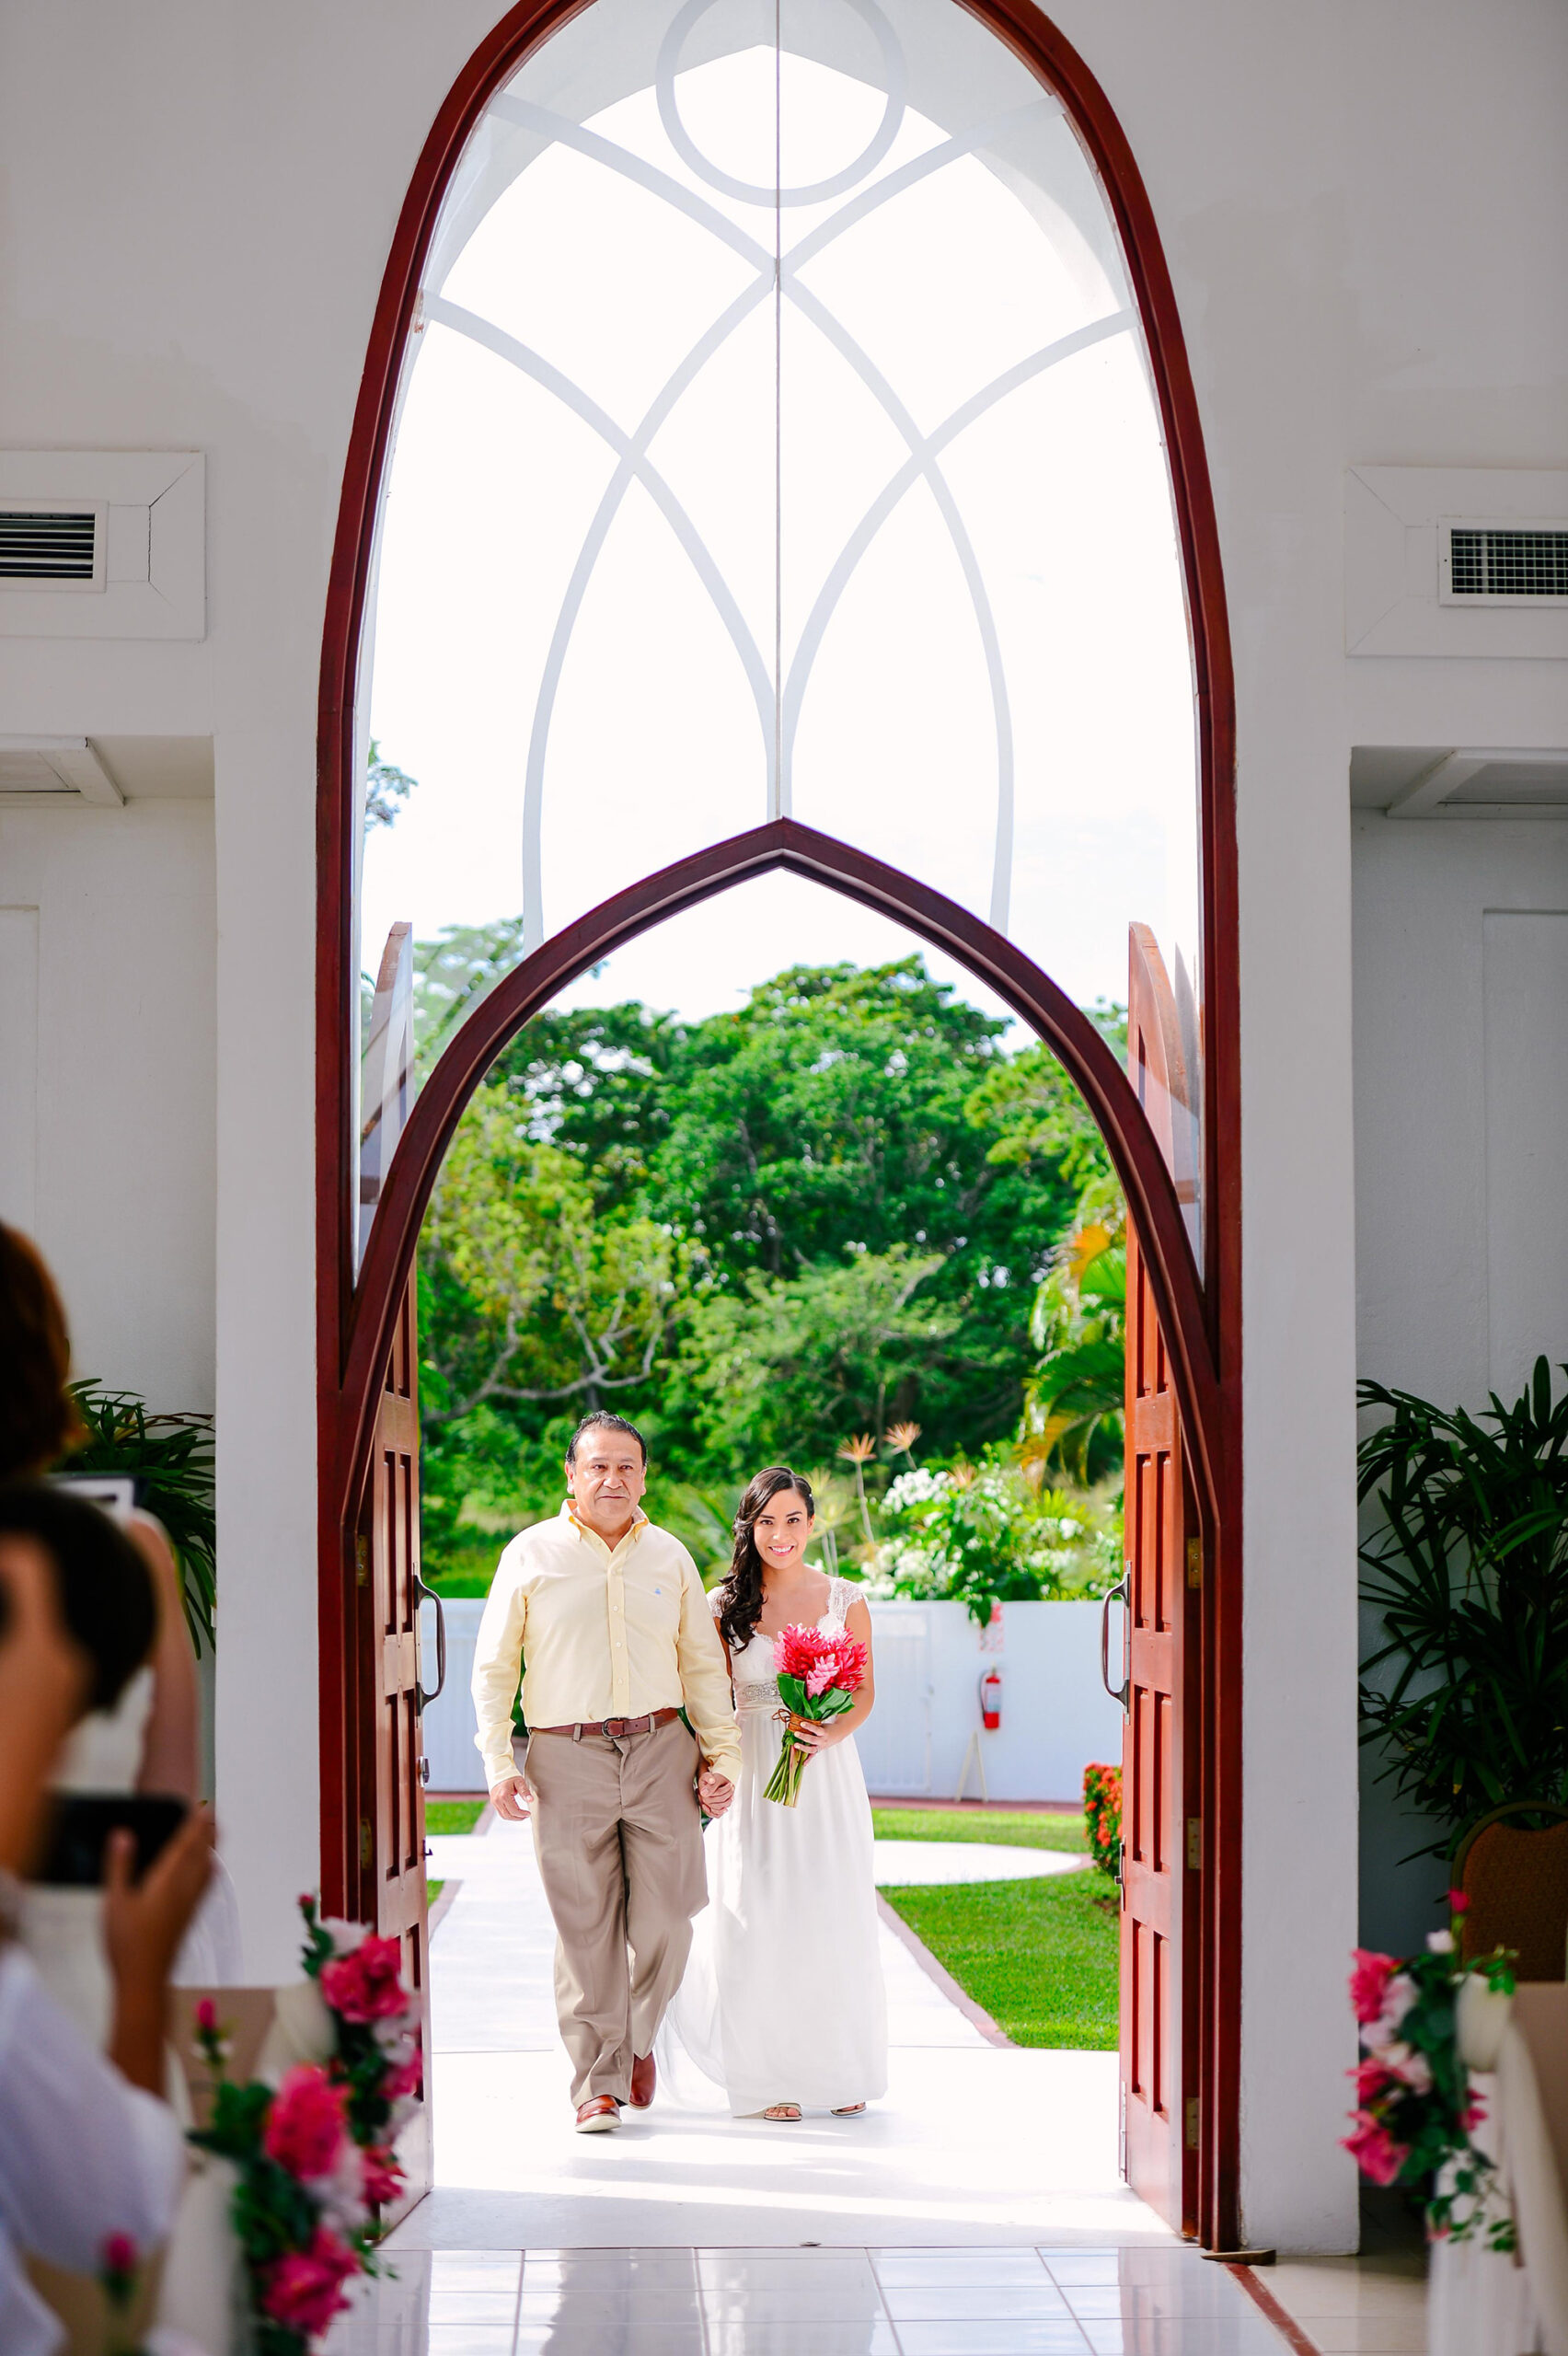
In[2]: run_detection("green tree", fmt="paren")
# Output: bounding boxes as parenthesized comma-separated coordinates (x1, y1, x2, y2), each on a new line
(668, 1244, 955, 1472)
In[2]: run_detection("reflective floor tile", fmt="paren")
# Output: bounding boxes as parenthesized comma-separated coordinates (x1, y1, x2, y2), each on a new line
(893, 2326, 1090, 2355)
(698, 2262, 881, 2295)
(513, 2327, 707, 2355)
(1065, 2283, 1254, 2320)
(428, 2291, 522, 2325)
(1078, 2320, 1295, 2356)
(517, 2288, 704, 2323)
(882, 2288, 1075, 2321)
(874, 2252, 1053, 2287)
(703, 2325, 901, 2356)
(702, 2285, 892, 2322)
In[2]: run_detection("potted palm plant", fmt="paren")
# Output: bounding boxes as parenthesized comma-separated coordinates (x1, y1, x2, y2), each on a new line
(1358, 1357, 1568, 1852)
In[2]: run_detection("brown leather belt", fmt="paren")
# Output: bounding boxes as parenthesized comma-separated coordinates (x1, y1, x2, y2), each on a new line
(532, 1706, 683, 1740)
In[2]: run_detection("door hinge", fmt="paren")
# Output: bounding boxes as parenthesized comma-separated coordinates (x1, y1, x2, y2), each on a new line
(1185, 1536, 1203, 1590)
(359, 1816, 374, 1868)
(1186, 1816, 1203, 1871)
(354, 1535, 370, 1588)
(1185, 2096, 1200, 2150)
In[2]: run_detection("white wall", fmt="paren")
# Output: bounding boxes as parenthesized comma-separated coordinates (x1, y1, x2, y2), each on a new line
(420, 1596, 1127, 1803)
(0, 798, 215, 1406)
(1354, 818, 1568, 1951)
(0, 0, 1563, 2228)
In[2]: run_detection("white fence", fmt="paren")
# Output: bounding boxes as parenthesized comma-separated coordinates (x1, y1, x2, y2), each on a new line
(418, 1594, 1124, 1803)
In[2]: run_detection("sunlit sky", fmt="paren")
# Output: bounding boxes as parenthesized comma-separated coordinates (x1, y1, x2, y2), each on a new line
(362, 12, 1199, 1032)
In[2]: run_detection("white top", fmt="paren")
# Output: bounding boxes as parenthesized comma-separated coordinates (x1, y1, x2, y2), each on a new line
(0, 1945, 185, 2356)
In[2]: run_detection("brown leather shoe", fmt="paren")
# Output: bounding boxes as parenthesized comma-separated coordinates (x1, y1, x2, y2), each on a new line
(574, 2096, 621, 2133)
(629, 2051, 655, 2109)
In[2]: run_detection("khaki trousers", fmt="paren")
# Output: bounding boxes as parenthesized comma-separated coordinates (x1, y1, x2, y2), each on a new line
(521, 1715, 707, 2106)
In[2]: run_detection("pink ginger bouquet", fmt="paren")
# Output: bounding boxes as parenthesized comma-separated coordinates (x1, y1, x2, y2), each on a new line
(765, 1623, 868, 1807)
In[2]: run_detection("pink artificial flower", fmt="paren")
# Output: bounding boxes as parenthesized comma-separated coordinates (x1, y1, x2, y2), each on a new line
(194, 1997, 219, 2036)
(1462, 2095, 1488, 2131)
(262, 2064, 351, 2182)
(1365, 1971, 1417, 2049)
(1375, 2040, 1433, 2096)
(1448, 1888, 1470, 1915)
(1349, 1949, 1401, 2026)
(362, 2144, 404, 2206)
(384, 2044, 423, 2101)
(320, 1934, 408, 2025)
(1352, 2057, 1397, 2103)
(259, 2229, 359, 2338)
(101, 2234, 138, 2277)
(1343, 2111, 1410, 2187)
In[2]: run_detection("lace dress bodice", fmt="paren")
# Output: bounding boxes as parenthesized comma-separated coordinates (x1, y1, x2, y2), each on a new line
(727, 1577, 861, 1715)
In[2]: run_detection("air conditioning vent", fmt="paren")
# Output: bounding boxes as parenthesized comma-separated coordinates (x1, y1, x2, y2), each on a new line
(0, 508, 98, 582)
(1442, 521, 1568, 606)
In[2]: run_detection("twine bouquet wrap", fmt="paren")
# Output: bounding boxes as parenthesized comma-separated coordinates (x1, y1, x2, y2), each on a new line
(765, 1623, 869, 1807)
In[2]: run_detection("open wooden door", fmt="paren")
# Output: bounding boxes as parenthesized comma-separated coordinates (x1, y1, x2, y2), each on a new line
(356, 1273, 434, 2210)
(1118, 923, 1202, 2235)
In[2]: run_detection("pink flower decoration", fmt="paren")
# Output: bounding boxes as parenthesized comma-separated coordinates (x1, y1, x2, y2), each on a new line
(101, 2233, 138, 2276)
(1449, 1888, 1471, 1914)
(384, 2045, 423, 2102)
(1343, 2111, 1410, 2187)
(194, 1997, 219, 2036)
(1349, 1949, 1401, 2026)
(320, 1933, 409, 2024)
(262, 2064, 351, 2182)
(362, 2143, 404, 2207)
(259, 2228, 359, 2338)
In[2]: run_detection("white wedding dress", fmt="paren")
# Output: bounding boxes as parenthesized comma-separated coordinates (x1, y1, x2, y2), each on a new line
(657, 1576, 888, 2116)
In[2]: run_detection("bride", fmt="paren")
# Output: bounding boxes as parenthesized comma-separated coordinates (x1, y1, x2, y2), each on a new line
(657, 1466, 888, 2121)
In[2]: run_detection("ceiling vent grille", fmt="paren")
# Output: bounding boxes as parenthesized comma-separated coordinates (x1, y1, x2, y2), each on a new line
(0, 508, 98, 583)
(1442, 522, 1568, 606)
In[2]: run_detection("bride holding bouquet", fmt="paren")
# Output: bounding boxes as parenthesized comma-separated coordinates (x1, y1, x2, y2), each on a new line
(657, 1465, 888, 2120)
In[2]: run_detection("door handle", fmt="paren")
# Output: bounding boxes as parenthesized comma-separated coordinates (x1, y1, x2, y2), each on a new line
(414, 1573, 446, 1706)
(1101, 1573, 1130, 1711)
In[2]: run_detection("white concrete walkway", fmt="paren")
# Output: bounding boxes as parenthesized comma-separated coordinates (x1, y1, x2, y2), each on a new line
(392, 1819, 1163, 2253)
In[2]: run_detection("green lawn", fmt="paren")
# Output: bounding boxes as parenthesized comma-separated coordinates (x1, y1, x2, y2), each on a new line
(426, 1798, 488, 1835)
(872, 1807, 1088, 1854)
(873, 1804, 1114, 2048)
(428, 1881, 444, 1906)
(882, 1869, 1119, 2049)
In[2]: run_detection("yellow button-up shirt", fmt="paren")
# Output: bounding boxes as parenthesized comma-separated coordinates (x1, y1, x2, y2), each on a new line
(470, 1503, 741, 1790)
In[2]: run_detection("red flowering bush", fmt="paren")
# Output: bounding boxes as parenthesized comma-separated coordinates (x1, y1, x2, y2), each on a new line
(1083, 1762, 1122, 1881)
(1343, 1892, 1515, 2245)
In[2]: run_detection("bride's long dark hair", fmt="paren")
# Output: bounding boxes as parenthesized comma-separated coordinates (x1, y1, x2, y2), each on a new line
(715, 1466, 817, 1654)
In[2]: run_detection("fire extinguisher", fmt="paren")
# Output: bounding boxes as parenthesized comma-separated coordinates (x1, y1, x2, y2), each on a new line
(979, 1667, 1003, 1731)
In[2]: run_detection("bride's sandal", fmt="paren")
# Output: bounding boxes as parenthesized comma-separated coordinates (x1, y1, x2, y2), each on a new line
(763, 2102, 802, 2122)
(832, 2103, 866, 2116)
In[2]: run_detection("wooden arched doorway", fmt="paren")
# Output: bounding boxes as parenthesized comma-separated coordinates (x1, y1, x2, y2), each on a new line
(317, 0, 1239, 2246)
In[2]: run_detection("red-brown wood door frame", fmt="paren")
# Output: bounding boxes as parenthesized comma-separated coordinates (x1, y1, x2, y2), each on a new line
(315, 0, 1240, 2246)
(1120, 924, 1204, 2234)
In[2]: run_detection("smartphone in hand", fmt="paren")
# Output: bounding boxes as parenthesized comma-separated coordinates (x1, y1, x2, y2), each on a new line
(34, 1792, 190, 1887)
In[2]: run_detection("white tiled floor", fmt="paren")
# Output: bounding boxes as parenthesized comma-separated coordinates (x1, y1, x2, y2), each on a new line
(329, 2242, 1305, 2355)
(407, 1818, 1162, 2247)
(353, 1818, 1426, 2353)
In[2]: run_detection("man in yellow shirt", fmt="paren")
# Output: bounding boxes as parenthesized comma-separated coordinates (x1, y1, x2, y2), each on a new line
(472, 1413, 740, 2133)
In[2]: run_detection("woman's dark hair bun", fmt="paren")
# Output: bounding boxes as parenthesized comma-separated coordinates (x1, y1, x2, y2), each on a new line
(0, 1482, 156, 1712)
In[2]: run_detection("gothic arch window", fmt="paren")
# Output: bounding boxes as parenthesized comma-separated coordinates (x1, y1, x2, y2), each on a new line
(355, 0, 1205, 1262)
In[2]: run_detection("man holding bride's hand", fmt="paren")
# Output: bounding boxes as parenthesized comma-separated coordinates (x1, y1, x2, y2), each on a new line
(472, 1414, 739, 2133)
